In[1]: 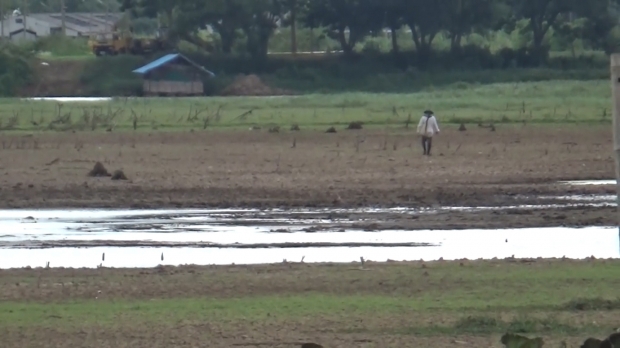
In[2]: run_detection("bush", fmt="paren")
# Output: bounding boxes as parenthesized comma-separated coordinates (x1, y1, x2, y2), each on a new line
(183, 43, 605, 78)
(563, 298, 620, 311)
(80, 55, 145, 96)
(604, 26, 620, 55)
(0, 43, 34, 96)
(74, 43, 610, 97)
(26, 35, 90, 57)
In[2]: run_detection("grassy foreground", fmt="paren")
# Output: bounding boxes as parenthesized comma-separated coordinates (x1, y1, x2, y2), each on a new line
(1, 259, 619, 347)
(0, 79, 610, 132)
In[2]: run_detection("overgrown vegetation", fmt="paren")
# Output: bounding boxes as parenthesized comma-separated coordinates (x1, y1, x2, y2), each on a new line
(563, 298, 620, 311)
(79, 55, 145, 96)
(25, 36, 91, 58)
(451, 315, 580, 335)
(75, 54, 609, 97)
(0, 44, 34, 96)
(0, 79, 610, 132)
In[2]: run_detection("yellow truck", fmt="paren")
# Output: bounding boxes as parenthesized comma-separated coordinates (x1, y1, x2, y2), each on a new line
(88, 27, 167, 56)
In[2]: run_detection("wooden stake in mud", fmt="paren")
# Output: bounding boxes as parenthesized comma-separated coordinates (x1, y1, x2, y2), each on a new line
(611, 54, 620, 251)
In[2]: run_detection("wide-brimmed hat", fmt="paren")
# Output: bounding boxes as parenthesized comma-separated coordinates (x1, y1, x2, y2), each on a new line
(423, 110, 433, 115)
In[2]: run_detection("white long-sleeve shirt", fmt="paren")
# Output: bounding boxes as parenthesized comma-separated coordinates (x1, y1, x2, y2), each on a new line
(417, 115, 440, 137)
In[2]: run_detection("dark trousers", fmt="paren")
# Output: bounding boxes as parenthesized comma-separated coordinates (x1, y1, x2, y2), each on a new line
(422, 136, 432, 155)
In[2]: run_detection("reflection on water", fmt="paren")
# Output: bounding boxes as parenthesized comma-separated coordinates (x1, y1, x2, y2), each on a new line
(1, 228, 434, 245)
(539, 195, 616, 202)
(0, 208, 617, 268)
(0, 197, 615, 238)
(0, 227, 617, 269)
(24, 97, 112, 102)
(560, 180, 616, 186)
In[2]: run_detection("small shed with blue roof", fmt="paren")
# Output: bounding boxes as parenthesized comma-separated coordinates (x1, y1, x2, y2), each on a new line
(132, 53, 215, 96)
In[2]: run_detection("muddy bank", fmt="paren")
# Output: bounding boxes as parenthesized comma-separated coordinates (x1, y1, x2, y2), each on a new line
(64, 204, 617, 231)
(337, 205, 619, 231)
(0, 181, 615, 209)
(0, 185, 617, 233)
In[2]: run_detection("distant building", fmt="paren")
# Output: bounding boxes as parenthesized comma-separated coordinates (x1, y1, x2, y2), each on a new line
(9, 28, 37, 41)
(132, 53, 216, 97)
(0, 12, 122, 42)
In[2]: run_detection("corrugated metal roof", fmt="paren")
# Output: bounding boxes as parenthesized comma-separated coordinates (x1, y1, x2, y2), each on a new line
(132, 53, 215, 76)
(29, 12, 122, 33)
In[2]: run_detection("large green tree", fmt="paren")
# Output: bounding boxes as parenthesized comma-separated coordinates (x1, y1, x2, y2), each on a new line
(43, 0, 619, 65)
(304, 0, 383, 54)
(277, 0, 310, 54)
(509, 0, 574, 52)
(444, 0, 507, 51)
(382, 0, 405, 54)
(177, 0, 283, 59)
(175, 0, 242, 53)
(572, 0, 619, 52)
(239, 0, 283, 59)
(400, 0, 450, 62)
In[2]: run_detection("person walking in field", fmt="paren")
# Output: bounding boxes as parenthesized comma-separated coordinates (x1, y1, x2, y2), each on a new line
(417, 110, 440, 156)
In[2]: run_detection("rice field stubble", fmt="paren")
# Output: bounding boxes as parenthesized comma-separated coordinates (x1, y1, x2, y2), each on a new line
(1, 260, 620, 347)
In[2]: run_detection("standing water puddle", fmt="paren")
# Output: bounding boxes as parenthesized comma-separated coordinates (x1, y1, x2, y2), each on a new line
(0, 208, 617, 268)
(24, 97, 112, 102)
(0, 227, 616, 269)
(560, 180, 616, 186)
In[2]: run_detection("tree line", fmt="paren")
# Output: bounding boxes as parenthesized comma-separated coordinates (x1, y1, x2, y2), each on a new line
(115, 0, 620, 62)
(2, 0, 619, 73)
(0, 0, 119, 15)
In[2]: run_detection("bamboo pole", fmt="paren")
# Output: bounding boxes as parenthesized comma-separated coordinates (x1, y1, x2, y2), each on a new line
(22, 0, 27, 33)
(290, 0, 297, 55)
(611, 54, 620, 250)
(60, 0, 65, 36)
(0, 0, 4, 41)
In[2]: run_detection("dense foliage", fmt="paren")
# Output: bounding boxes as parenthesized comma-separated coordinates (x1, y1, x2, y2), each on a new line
(0, 0, 119, 14)
(0, 43, 33, 95)
(2, 0, 620, 68)
(2, 0, 620, 96)
(115, 0, 620, 63)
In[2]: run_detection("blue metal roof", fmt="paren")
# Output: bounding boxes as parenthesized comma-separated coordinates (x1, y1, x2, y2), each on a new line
(132, 53, 215, 76)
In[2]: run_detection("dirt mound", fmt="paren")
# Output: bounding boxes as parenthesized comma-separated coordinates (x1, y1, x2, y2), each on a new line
(220, 74, 295, 96)
(111, 169, 128, 181)
(301, 344, 323, 348)
(347, 121, 363, 130)
(88, 162, 110, 177)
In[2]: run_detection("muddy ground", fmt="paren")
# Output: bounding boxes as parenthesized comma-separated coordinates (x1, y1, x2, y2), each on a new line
(0, 125, 614, 227)
(1, 260, 619, 347)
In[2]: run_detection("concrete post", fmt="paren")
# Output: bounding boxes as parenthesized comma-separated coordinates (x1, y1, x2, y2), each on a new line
(611, 54, 620, 252)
